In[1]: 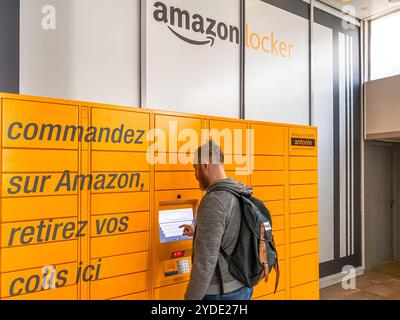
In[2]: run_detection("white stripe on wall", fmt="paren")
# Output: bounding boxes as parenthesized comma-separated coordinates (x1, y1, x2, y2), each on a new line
(339, 32, 347, 258)
(350, 35, 355, 256)
(346, 34, 351, 257)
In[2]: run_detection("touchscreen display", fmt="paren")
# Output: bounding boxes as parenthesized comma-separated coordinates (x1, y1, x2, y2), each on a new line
(159, 207, 194, 243)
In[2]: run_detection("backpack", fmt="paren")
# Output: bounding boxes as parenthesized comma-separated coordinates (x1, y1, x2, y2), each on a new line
(208, 186, 280, 294)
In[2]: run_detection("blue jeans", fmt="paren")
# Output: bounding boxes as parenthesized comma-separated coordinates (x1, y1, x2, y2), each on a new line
(203, 286, 253, 300)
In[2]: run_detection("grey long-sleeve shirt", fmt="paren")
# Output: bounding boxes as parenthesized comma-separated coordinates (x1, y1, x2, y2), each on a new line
(184, 178, 253, 300)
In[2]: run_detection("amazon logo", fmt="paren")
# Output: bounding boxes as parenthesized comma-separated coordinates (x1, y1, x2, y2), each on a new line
(153, 1, 240, 47)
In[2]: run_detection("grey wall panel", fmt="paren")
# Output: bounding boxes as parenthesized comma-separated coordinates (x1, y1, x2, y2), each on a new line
(0, 0, 19, 93)
(364, 143, 393, 269)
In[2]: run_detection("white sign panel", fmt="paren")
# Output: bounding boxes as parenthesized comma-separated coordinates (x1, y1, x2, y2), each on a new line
(20, 0, 141, 106)
(144, 0, 240, 118)
(314, 23, 334, 263)
(245, 0, 309, 125)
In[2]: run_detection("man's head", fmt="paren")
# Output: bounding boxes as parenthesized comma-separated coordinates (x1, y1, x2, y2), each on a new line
(193, 140, 227, 190)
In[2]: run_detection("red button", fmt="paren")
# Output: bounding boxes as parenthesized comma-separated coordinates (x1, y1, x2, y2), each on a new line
(171, 251, 185, 258)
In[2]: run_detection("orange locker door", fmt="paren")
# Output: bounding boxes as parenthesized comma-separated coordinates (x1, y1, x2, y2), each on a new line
(2, 98, 79, 150)
(154, 114, 203, 153)
(209, 119, 249, 155)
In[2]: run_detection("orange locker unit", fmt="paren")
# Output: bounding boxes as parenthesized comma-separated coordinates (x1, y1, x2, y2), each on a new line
(0, 98, 80, 300)
(251, 124, 287, 300)
(152, 113, 203, 299)
(87, 106, 152, 300)
(288, 128, 319, 300)
(0, 92, 319, 300)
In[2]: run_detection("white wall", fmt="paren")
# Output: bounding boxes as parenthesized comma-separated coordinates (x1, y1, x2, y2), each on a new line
(365, 74, 400, 139)
(20, 0, 141, 106)
(20, 0, 312, 123)
(143, 0, 240, 118)
(371, 11, 400, 81)
(245, 0, 309, 125)
(314, 23, 334, 263)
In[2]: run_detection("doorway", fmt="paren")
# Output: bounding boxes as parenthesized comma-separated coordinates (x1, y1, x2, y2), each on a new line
(364, 142, 394, 269)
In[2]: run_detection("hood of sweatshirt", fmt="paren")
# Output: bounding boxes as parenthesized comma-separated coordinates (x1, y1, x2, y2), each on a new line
(206, 178, 253, 197)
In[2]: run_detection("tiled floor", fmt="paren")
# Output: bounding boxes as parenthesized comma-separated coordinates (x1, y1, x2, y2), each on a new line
(320, 261, 400, 300)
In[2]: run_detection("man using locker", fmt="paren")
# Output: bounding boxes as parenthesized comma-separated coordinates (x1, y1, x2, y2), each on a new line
(181, 140, 254, 300)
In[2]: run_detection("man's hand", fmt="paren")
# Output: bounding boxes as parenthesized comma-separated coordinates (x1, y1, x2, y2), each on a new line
(179, 224, 194, 237)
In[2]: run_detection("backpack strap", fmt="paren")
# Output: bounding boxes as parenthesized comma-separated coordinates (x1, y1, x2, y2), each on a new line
(260, 224, 269, 283)
(220, 247, 229, 258)
(215, 260, 225, 295)
(207, 186, 243, 199)
(250, 197, 273, 228)
(270, 235, 280, 293)
(273, 260, 280, 294)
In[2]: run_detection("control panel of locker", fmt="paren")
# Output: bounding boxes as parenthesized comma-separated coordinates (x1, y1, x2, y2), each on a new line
(153, 190, 202, 299)
(0, 93, 319, 300)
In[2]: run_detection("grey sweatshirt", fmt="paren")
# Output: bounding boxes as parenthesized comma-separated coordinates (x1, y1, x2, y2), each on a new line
(184, 178, 253, 300)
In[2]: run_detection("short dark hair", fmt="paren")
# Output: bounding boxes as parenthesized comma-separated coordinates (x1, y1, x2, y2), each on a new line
(194, 140, 224, 164)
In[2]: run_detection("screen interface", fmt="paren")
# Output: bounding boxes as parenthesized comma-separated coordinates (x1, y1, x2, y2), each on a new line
(159, 207, 194, 243)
